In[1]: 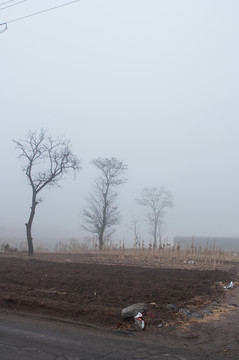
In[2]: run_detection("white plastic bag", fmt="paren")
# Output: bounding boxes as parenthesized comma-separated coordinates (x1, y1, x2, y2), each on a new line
(224, 281, 234, 289)
(134, 312, 145, 329)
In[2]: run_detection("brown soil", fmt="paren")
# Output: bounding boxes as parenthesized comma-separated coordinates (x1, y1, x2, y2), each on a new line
(0, 252, 238, 357)
(0, 253, 236, 326)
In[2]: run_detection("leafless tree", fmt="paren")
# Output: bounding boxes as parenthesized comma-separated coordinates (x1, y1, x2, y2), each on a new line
(82, 157, 127, 250)
(129, 217, 141, 248)
(13, 129, 81, 256)
(137, 187, 173, 248)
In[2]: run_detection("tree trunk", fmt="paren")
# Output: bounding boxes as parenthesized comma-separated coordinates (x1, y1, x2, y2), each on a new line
(153, 211, 158, 249)
(98, 192, 108, 251)
(99, 232, 104, 250)
(153, 223, 157, 248)
(25, 223, 34, 256)
(26, 193, 37, 256)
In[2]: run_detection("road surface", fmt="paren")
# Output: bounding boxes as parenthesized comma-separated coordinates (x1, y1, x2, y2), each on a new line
(0, 310, 235, 360)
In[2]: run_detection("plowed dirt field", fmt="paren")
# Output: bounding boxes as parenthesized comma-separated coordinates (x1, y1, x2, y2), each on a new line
(0, 253, 236, 330)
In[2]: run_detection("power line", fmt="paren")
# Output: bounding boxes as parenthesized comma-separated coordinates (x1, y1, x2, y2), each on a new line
(0, 0, 81, 32)
(6, 0, 81, 24)
(0, 0, 16, 6)
(0, 0, 29, 11)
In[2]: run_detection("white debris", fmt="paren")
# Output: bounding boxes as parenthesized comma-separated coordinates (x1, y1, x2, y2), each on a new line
(134, 312, 145, 329)
(224, 281, 234, 289)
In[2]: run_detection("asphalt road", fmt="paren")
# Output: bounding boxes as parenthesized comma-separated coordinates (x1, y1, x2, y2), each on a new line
(0, 310, 234, 360)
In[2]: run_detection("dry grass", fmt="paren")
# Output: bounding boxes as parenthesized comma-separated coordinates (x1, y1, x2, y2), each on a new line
(2, 237, 238, 271)
(42, 239, 239, 271)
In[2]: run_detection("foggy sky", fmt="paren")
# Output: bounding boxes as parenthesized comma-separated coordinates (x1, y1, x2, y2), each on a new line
(1, 0, 239, 249)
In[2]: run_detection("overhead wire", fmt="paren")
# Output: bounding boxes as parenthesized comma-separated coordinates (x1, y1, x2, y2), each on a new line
(8, 0, 80, 23)
(0, 0, 17, 6)
(0, 0, 80, 32)
(0, 0, 29, 11)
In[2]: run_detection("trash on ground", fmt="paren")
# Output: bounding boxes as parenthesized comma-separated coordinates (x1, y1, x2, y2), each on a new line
(134, 312, 145, 330)
(157, 323, 163, 328)
(122, 303, 147, 318)
(224, 281, 234, 289)
(183, 260, 195, 264)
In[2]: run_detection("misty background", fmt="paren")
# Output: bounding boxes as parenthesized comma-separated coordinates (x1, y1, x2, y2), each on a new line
(1, 0, 239, 249)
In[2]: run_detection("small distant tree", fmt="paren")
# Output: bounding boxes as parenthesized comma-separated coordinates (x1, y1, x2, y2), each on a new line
(82, 157, 127, 250)
(129, 217, 141, 248)
(137, 187, 173, 248)
(13, 129, 81, 256)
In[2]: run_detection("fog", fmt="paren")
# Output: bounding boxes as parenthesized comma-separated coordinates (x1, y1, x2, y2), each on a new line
(1, 0, 239, 249)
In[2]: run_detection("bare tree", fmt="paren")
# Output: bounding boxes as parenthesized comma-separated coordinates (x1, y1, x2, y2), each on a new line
(129, 217, 141, 248)
(13, 129, 81, 256)
(137, 187, 173, 248)
(82, 157, 127, 250)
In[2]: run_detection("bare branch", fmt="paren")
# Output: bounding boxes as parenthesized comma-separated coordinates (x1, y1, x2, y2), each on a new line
(137, 187, 173, 248)
(128, 217, 141, 248)
(82, 157, 127, 250)
(13, 129, 81, 256)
